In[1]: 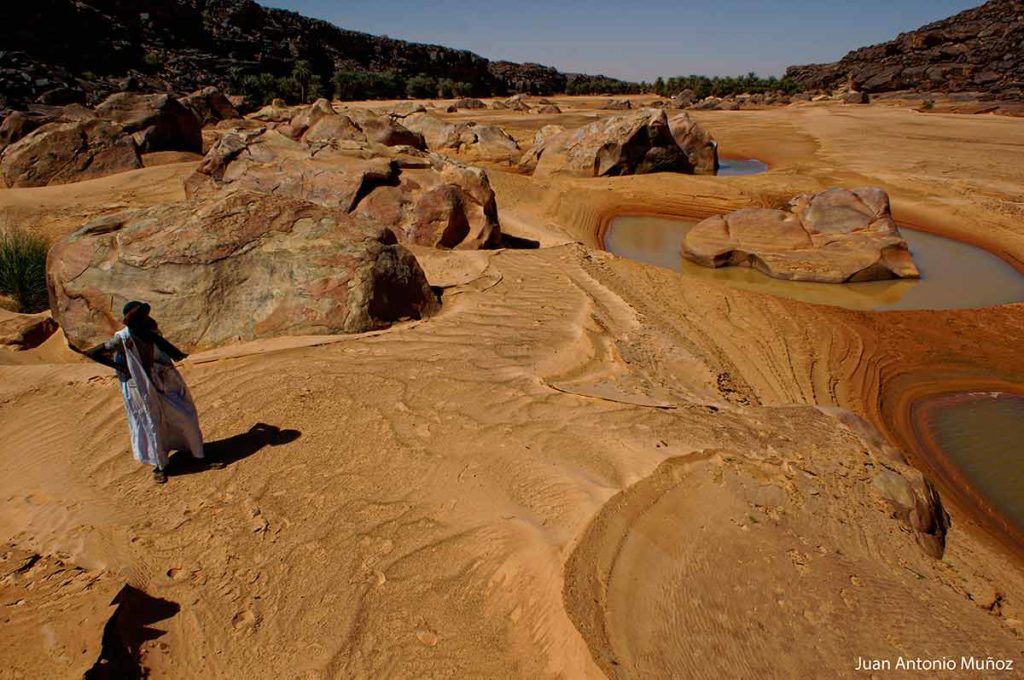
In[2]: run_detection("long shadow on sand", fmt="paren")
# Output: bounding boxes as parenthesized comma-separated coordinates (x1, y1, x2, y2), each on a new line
(85, 585, 179, 679)
(167, 423, 301, 477)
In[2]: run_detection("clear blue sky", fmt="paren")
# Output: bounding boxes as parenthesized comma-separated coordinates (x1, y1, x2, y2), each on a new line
(260, 0, 980, 80)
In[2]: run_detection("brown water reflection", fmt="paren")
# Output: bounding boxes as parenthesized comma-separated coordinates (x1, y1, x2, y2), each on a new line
(603, 214, 1024, 311)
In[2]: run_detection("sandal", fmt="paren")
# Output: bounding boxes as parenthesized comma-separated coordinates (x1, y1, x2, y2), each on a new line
(153, 468, 167, 484)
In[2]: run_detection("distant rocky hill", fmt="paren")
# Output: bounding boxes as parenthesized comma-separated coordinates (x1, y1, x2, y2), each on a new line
(0, 0, 630, 112)
(786, 0, 1024, 98)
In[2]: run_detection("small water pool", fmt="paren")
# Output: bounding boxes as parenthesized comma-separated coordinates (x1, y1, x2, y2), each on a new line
(716, 158, 769, 176)
(603, 214, 1024, 311)
(911, 391, 1024, 533)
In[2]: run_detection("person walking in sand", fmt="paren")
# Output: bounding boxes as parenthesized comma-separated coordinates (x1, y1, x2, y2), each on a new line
(82, 301, 220, 484)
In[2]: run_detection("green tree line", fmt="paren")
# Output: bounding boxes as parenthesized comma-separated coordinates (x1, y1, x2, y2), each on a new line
(651, 73, 801, 98)
(227, 62, 801, 106)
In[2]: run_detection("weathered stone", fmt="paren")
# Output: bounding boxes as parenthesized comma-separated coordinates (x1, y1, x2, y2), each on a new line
(0, 111, 47, 152)
(178, 87, 240, 126)
(871, 468, 950, 558)
(671, 90, 696, 108)
(786, 1, 1024, 97)
(355, 155, 501, 249)
(0, 295, 18, 313)
(185, 131, 501, 250)
(401, 114, 518, 163)
(1, 119, 141, 188)
(538, 104, 562, 114)
(682, 187, 921, 283)
(453, 98, 487, 110)
(667, 112, 718, 174)
(48, 191, 438, 351)
(93, 92, 202, 153)
(601, 99, 632, 110)
(286, 98, 336, 140)
(0, 309, 58, 350)
(842, 91, 871, 104)
(302, 115, 365, 146)
(250, 101, 294, 123)
(347, 109, 425, 149)
(531, 109, 694, 177)
(516, 124, 566, 173)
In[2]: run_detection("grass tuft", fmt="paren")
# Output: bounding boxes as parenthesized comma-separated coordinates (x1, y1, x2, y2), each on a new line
(0, 228, 50, 313)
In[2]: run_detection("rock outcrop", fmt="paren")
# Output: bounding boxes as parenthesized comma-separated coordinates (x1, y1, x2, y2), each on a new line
(528, 109, 709, 178)
(0, 1, 637, 111)
(667, 112, 718, 175)
(93, 93, 202, 153)
(786, 0, 1024, 98)
(186, 129, 502, 249)
(178, 87, 241, 126)
(0, 310, 59, 350)
(601, 99, 632, 110)
(401, 114, 519, 163)
(1, 119, 142, 188)
(453, 98, 487, 110)
(0, 93, 204, 187)
(47, 190, 438, 351)
(681, 187, 921, 283)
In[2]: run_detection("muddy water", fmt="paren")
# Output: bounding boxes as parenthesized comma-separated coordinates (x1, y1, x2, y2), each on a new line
(912, 392, 1024, 533)
(603, 215, 1024, 311)
(716, 158, 769, 176)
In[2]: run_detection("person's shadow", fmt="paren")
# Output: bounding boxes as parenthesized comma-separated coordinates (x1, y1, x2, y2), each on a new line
(85, 586, 179, 679)
(167, 423, 301, 476)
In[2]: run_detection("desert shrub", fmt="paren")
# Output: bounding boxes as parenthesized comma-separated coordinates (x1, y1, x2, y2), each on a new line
(0, 228, 50, 313)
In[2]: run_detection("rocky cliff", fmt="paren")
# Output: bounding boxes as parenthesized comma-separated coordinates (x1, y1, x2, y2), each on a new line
(0, 0, 626, 112)
(786, 0, 1024, 98)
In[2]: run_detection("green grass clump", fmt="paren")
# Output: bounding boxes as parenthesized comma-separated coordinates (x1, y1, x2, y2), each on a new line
(0, 228, 50, 313)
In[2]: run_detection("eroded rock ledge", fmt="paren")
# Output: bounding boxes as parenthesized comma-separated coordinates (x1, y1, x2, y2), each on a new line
(681, 187, 920, 283)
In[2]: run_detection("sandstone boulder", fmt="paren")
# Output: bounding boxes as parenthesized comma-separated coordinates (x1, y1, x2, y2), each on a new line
(250, 101, 294, 123)
(667, 112, 718, 175)
(601, 99, 632, 110)
(0, 111, 49, 153)
(346, 109, 425, 149)
(401, 114, 518, 163)
(538, 104, 562, 114)
(818, 406, 950, 558)
(0, 309, 59, 350)
(1, 120, 141, 188)
(453, 98, 487, 110)
(0, 104, 97, 153)
(356, 156, 501, 249)
(186, 130, 502, 250)
(842, 91, 871, 104)
(671, 90, 696, 108)
(178, 87, 241, 126)
(681, 187, 921, 283)
(503, 94, 532, 112)
(94, 93, 202, 153)
(531, 109, 694, 178)
(516, 124, 566, 173)
(48, 191, 438, 351)
(302, 115, 366, 146)
(286, 98, 336, 140)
